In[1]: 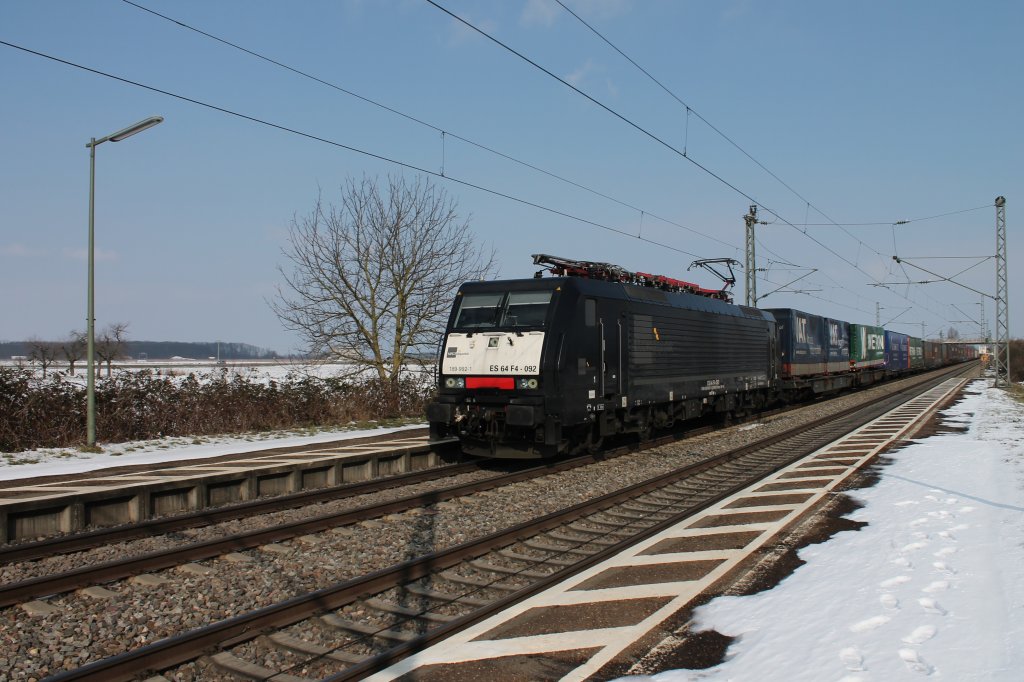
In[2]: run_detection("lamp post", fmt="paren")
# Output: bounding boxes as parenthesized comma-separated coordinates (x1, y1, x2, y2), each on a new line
(85, 116, 163, 447)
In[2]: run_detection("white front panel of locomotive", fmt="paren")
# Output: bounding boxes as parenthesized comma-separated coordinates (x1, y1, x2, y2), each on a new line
(441, 332, 544, 375)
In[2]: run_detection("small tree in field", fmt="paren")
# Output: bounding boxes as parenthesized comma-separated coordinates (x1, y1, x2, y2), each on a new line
(27, 338, 58, 377)
(272, 175, 496, 382)
(95, 322, 129, 377)
(61, 330, 86, 375)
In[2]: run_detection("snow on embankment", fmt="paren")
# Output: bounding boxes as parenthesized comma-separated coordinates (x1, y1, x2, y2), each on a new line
(628, 380, 1024, 681)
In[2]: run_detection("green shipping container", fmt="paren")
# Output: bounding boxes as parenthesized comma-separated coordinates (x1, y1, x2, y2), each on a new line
(909, 337, 924, 369)
(850, 324, 885, 368)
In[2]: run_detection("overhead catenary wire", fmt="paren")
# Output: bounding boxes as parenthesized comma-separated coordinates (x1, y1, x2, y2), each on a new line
(552, 0, 909, 277)
(127, 0, 963, 325)
(120, 0, 740, 253)
(553, 0, 811, 209)
(14, 1, 978, 327)
(423, 1, 959, 322)
(548, 0, 986, 324)
(782, 204, 991, 227)
(0, 39, 706, 262)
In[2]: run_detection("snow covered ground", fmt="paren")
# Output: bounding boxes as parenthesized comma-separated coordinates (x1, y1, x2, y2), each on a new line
(625, 379, 1024, 681)
(0, 360, 434, 386)
(0, 422, 425, 482)
(4, 377, 1020, 679)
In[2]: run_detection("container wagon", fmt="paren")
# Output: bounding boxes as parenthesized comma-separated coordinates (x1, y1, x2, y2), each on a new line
(909, 337, 925, 370)
(884, 330, 910, 373)
(765, 308, 853, 395)
(850, 323, 886, 370)
(923, 340, 943, 368)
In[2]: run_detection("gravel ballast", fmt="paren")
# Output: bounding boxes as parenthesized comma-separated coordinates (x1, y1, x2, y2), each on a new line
(0, 370, 970, 679)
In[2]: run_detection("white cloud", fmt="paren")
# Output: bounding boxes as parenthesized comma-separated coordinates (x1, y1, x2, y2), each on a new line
(446, 13, 499, 47)
(566, 59, 595, 87)
(521, 0, 559, 28)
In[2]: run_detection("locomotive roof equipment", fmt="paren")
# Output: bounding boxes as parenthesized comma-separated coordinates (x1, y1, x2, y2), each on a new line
(532, 253, 731, 301)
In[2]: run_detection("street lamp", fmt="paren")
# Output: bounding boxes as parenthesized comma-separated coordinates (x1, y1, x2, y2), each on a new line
(85, 116, 163, 447)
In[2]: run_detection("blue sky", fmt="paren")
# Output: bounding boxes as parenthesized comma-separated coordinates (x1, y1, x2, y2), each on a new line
(1, 0, 1020, 353)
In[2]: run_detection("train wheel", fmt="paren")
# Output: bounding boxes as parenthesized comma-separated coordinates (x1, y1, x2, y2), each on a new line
(570, 424, 604, 455)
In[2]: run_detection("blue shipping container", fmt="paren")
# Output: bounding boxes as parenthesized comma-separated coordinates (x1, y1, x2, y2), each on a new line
(884, 330, 910, 371)
(765, 308, 826, 378)
(824, 318, 850, 373)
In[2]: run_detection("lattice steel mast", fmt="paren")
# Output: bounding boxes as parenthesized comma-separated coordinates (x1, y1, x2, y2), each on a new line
(744, 205, 758, 307)
(994, 196, 1010, 386)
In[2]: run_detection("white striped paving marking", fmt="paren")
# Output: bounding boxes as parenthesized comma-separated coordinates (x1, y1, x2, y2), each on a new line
(367, 378, 967, 682)
(0, 436, 428, 502)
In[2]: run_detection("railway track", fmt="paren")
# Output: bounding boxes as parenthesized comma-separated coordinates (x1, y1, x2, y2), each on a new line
(0, 454, 471, 564)
(3, 365, 966, 605)
(0, 450, 621, 606)
(0, 362, 956, 565)
(42, 363, 973, 681)
(0, 393, 826, 594)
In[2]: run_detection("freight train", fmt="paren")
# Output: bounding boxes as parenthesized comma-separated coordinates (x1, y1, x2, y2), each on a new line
(426, 255, 978, 458)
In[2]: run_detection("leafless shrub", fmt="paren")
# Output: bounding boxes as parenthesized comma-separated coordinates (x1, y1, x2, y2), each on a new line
(0, 367, 430, 452)
(1009, 339, 1023, 384)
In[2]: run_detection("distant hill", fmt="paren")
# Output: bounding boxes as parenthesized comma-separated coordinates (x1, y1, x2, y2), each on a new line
(0, 340, 279, 361)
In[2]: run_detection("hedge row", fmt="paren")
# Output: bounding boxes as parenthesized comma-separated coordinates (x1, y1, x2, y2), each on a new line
(0, 368, 431, 452)
(1010, 340, 1024, 384)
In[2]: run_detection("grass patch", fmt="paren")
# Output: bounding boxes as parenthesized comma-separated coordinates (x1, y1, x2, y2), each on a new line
(1005, 383, 1024, 403)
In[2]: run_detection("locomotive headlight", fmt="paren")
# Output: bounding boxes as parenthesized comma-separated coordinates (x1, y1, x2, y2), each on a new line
(444, 377, 466, 389)
(444, 377, 456, 388)
(517, 378, 539, 389)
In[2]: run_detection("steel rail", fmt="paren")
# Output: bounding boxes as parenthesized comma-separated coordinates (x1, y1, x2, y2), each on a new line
(0, 441, 644, 607)
(2, 360, 960, 564)
(326, 364, 976, 680)
(45, 363, 974, 682)
(0, 446, 469, 565)
(0, 384, 893, 604)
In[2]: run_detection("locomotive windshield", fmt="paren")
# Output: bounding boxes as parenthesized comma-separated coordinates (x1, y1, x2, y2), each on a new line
(454, 290, 552, 329)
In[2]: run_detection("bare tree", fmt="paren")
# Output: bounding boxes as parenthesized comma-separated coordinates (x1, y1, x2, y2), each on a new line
(95, 322, 130, 377)
(947, 326, 960, 340)
(272, 175, 496, 382)
(60, 330, 87, 375)
(27, 337, 58, 377)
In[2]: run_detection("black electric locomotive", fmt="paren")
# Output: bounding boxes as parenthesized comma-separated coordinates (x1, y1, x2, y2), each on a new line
(427, 255, 777, 458)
